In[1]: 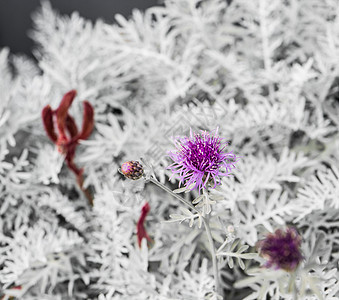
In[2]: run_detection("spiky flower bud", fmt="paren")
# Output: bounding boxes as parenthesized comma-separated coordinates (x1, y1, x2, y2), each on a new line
(121, 161, 144, 180)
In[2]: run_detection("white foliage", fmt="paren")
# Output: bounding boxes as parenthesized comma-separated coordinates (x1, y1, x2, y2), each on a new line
(293, 167, 339, 221)
(1, 0, 339, 299)
(235, 190, 294, 246)
(31, 144, 64, 185)
(0, 221, 84, 294)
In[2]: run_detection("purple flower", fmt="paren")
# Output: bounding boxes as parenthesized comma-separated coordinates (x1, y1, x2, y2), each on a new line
(257, 227, 303, 272)
(168, 128, 237, 192)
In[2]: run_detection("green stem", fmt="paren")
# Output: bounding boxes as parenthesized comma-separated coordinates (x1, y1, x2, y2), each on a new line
(147, 177, 221, 296)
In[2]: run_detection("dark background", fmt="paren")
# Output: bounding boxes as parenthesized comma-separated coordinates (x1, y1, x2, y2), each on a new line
(0, 0, 159, 57)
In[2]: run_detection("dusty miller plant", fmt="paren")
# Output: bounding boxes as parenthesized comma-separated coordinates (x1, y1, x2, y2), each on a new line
(0, 0, 339, 299)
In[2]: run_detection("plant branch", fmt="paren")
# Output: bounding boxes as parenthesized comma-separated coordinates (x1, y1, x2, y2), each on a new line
(146, 176, 221, 296)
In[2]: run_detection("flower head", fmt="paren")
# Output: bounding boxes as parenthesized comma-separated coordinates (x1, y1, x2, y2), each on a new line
(257, 227, 303, 272)
(168, 128, 237, 192)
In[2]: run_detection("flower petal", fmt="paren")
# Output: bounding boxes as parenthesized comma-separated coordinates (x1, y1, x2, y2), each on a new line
(77, 101, 94, 140)
(42, 105, 57, 143)
(56, 90, 77, 138)
(65, 114, 78, 138)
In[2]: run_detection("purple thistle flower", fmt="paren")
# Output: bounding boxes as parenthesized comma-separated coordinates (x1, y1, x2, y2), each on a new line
(168, 128, 237, 192)
(257, 227, 303, 272)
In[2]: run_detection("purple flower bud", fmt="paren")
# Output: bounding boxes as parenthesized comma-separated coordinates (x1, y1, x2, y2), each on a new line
(257, 227, 303, 272)
(121, 161, 144, 180)
(168, 128, 237, 192)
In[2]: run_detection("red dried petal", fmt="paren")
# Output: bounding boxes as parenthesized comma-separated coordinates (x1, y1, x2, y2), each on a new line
(77, 101, 94, 140)
(42, 105, 57, 143)
(56, 90, 77, 139)
(137, 202, 152, 247)
(65, 114, 78, 138)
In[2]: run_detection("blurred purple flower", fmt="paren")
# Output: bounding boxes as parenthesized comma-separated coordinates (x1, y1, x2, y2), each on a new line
(257, 227, 303, 272)
(168, 128, 237, 192)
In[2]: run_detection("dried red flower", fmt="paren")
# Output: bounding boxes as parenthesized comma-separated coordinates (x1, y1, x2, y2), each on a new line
(42, 90, 94, 205)
(137, 202, 153, 248)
